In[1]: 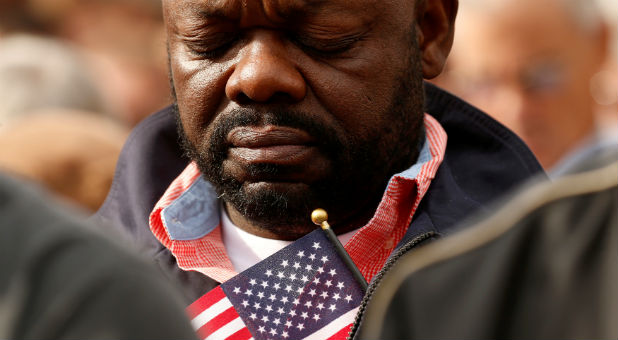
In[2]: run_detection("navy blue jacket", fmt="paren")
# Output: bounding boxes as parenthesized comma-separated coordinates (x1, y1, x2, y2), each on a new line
(95, 83, 544, 303)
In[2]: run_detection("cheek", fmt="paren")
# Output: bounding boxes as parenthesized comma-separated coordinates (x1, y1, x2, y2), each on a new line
(306, 57, 403, 138)
(171, 49, 232, 142)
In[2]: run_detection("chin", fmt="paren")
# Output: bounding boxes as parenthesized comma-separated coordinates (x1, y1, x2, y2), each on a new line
(222, 180, 320, 235)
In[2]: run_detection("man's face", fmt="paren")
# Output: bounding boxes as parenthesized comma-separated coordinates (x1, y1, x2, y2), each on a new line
(164, 0, 427, 238)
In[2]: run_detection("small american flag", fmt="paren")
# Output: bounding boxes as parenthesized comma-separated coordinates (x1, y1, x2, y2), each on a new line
(186, 229, 365, 340)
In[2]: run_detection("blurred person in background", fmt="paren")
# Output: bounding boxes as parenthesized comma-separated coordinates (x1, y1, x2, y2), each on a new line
(0, 111, 129, 212)
(0, 0, 169, 126)
(0, 34, 108, 122)
(0, 33, 129, 212)
(433, 0, 616, 174)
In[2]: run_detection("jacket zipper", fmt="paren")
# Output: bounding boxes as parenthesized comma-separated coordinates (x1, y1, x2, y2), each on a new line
(347, 231, 437, 340)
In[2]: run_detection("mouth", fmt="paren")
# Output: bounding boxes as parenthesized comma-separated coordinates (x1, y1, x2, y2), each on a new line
(227, 126, 319, 166)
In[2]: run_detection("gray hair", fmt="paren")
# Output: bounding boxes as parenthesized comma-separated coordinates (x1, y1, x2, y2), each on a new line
(0, 34, 108, 124)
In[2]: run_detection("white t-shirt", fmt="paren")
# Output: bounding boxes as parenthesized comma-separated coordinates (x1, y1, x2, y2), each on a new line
(221, 205, 357, 272)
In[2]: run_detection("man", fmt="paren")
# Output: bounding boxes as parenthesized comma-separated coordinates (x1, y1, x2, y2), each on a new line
(432, 0, 610, 171)
(95, 0, 543, 334)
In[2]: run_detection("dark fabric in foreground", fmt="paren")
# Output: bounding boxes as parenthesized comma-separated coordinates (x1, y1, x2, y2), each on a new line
(0, 175, 197, 339)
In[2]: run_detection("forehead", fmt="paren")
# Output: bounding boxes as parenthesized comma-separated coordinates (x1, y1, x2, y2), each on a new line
(452, 1, 586, 72)
(163, 0, 403, 26)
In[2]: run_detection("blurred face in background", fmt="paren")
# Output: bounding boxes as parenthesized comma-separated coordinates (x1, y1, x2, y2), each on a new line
(441, 0, 606, 169)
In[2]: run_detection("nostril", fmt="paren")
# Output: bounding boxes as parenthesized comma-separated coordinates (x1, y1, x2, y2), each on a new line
(235, 92, 251, 105)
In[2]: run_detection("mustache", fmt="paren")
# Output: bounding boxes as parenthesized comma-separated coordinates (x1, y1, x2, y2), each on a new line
(207, 108, 346, 158)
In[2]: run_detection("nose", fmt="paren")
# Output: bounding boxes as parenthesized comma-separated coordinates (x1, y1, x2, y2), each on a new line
(226, 31, 306, 103)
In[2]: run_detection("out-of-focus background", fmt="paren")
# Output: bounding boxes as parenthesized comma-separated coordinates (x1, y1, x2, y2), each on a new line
(0, 0, 615, 211)
(432, 0, 617, 174)
(0, 0, 169, 211)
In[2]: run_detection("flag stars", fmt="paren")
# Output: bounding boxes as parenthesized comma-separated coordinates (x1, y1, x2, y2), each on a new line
(345, 295, 353, 303)
(296, 287, 304, 294)
(317, 267, 325, 274)
(329, 304, 337, 312)
(273, 318, 281, 326)
(273, 283, 281, 291)
(260, 281, 269, 289)
(297, 323, 305, 331)
(304, 301, 312, 308)
(312, 242, 321, 250)
(308, 289, 317, 297)
(289, 310, 297, 317)
(281, 260, 289, 267)
(313, 314, 321, 321)
(333, 293, 341, 301)
(305, 264, 313, 271)
(265, 269, 273, 277)
(277, 307, 285, 315)
(268, 294, 277, 302)
(321, 256, 329, 263)
(233, 287, 241, 294)
(293, 298, 300, 306)
(241, 300, 249, 307)
(261, 315, 269, 323)
(309, 253, 316, 261)
(289, 273, 297, 281)
(301, 275, 309, 283)
(337, 282, 345, 289)
(249, 279, 257, 286)
(250, 313, 258, 320)
(269, 328, 277, 336)
(244, 289, 253, 296)
(277, 272, 285, 279)
(285, 320, 293, 328)
(265, 305, 273, 313)
(313, 277, 320, 285)
(301, 312, 309, 319)
(253, 302, 261, 310)
(297, 250, 305, 258)
(325, 280, 333, 288)
(329, 269, 337, 276)
(284, 285, 293, 293)
(280, 296, 289, 304)
(257, 291, 265, 299)
(320, 291, 329, 299)
(316, 303, 325, 310)
(293, 262, 301, 270)
(258, 326, 266, 334)
(282, 331, 289, 338)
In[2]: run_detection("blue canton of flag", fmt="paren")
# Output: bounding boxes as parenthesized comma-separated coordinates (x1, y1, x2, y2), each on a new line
(187, 229, 365, 340)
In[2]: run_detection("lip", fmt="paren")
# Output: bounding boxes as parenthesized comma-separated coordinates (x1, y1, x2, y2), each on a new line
(227, 126, 318, 165)
(228, 126, 315, 148)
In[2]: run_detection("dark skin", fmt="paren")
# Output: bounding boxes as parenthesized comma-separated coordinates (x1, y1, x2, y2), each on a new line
(164, 0, 457, 240)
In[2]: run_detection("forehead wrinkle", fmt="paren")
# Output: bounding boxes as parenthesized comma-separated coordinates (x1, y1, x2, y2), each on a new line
(195, 0, 242, 20)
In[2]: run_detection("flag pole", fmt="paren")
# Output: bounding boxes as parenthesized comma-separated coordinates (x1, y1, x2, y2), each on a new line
(311, 209, 368, 291)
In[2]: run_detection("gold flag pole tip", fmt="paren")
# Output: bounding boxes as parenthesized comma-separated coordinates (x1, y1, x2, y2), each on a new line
(311, 209, 330, 230)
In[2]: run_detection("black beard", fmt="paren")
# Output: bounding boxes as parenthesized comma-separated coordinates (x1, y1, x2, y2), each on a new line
(172, 42, 425, 238)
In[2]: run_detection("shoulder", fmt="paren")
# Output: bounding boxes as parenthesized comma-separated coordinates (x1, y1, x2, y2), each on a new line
(94, 107, 189, 251)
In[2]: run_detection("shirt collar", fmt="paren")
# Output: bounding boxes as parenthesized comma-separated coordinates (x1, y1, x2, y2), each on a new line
(149, 113, 447, 283)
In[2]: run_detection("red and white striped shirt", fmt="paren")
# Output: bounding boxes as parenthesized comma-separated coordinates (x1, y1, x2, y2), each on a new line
(149, 113, 447, 284)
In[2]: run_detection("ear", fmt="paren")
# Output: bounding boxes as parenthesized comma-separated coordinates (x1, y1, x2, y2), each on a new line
(415, 0, 458, 79)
